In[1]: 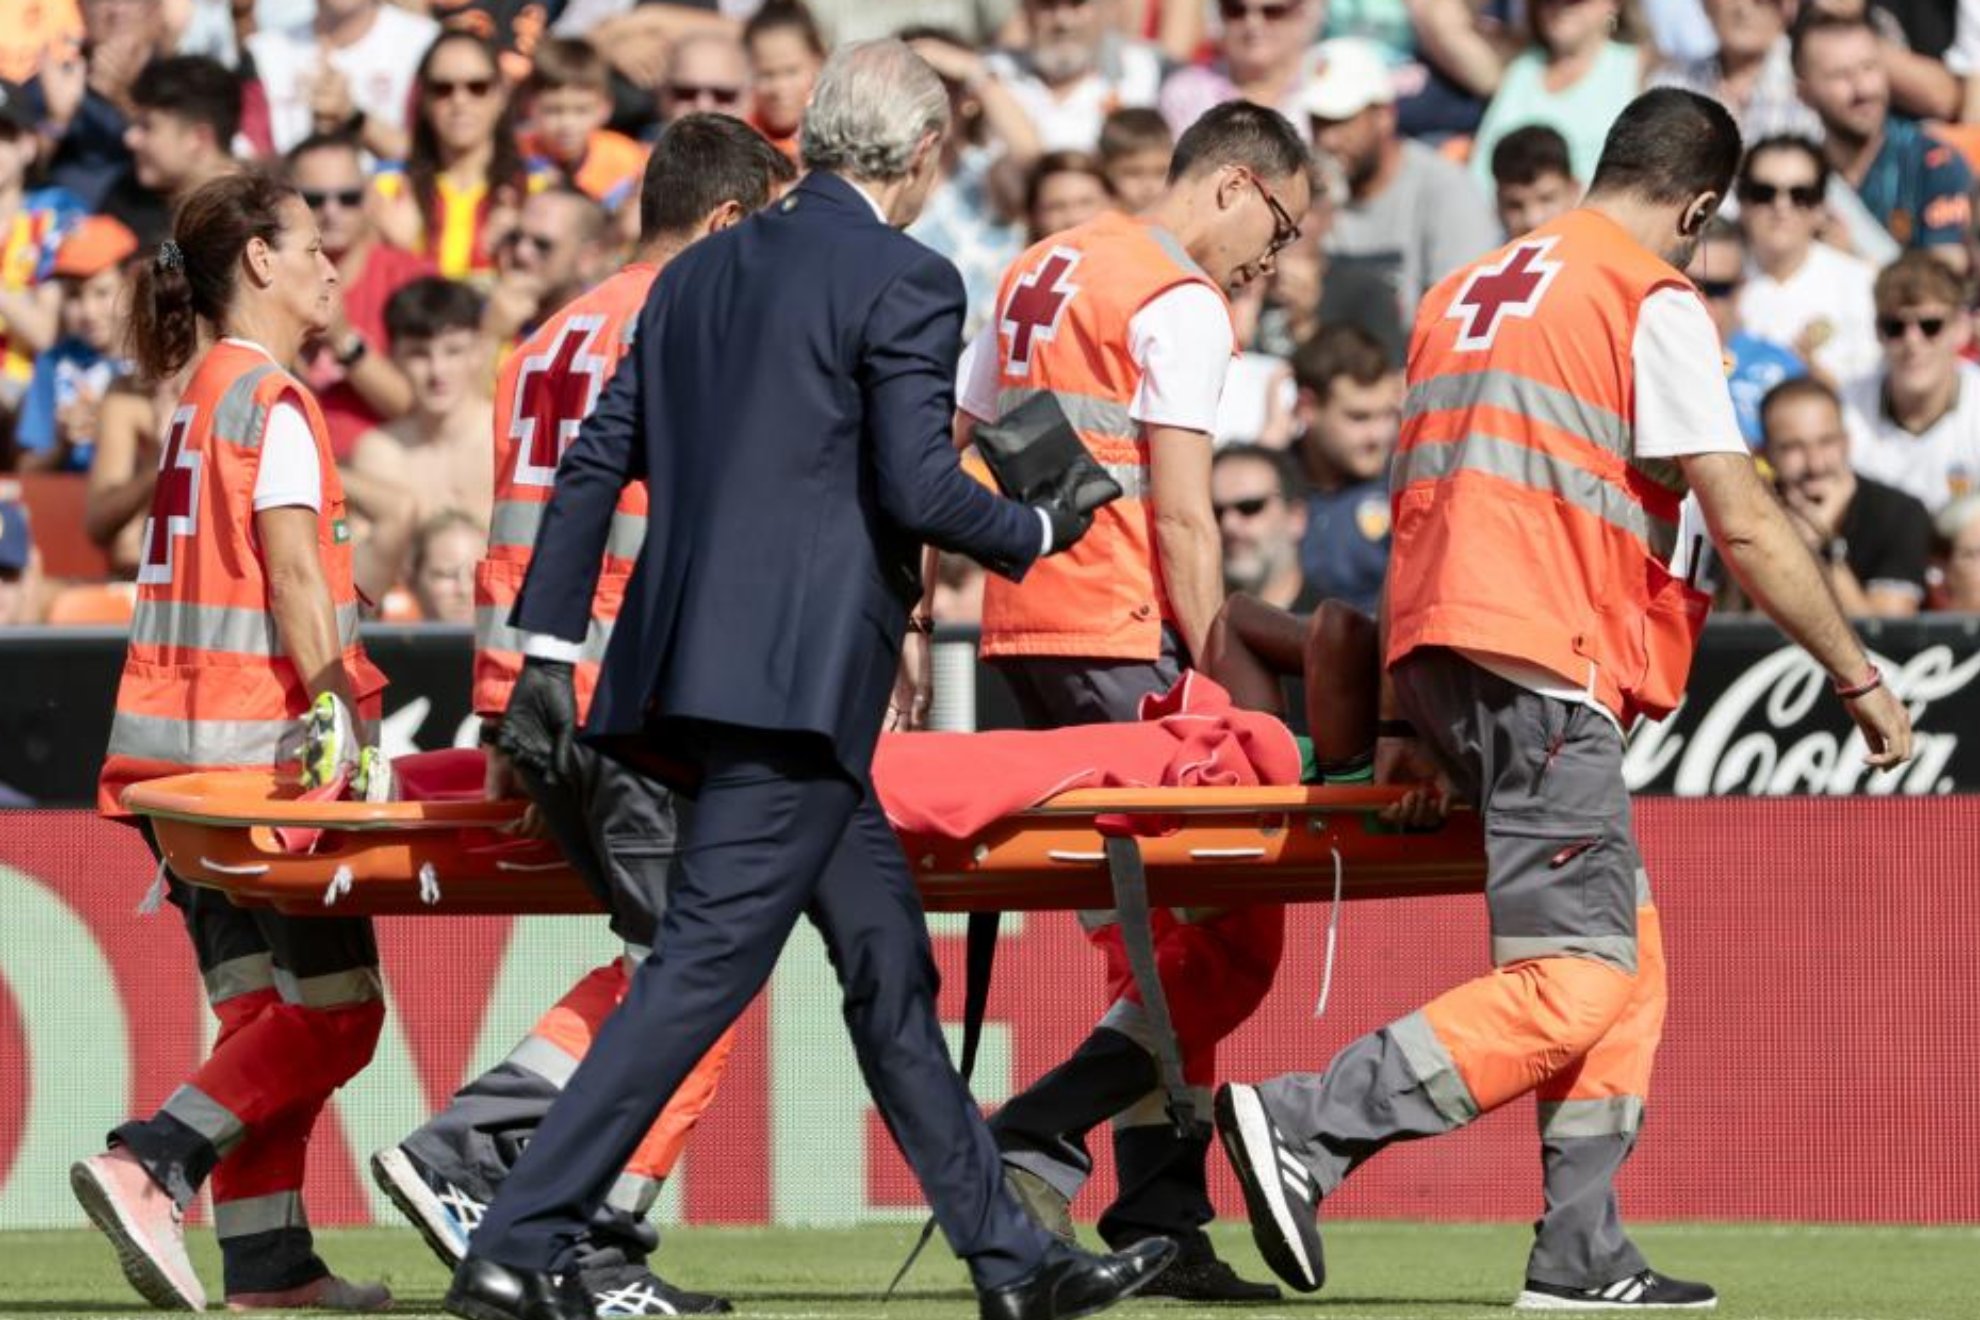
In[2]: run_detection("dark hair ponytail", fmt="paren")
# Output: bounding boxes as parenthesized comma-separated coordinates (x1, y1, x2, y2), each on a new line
(126, 170, 297, 383)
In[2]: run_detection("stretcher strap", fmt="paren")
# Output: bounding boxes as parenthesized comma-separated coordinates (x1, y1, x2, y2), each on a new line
(1104, 835, 1196, 1136)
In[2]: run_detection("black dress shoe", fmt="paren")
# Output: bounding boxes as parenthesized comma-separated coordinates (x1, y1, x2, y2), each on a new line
(446, 1256, 597, 1320)
(979, 1238, 1178, 1320)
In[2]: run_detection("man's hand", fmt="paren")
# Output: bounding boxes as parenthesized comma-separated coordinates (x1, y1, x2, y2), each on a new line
(1845, 680, 1915, 770)
(1035, 498, 1093, 554)
(886, 631, 932, 731)
(1375, 733, 1450, 829)
(483, 739, 548, 837)
(497, 658, 577, 780)
(309, 61, 356, 133)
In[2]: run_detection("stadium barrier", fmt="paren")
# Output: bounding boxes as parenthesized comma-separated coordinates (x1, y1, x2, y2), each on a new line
(0, 795, 1974, 1230)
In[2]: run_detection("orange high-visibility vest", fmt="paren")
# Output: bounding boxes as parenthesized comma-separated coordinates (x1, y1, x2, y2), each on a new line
(1388, 208, 1712, 726)
(474, 264, 656, 720)
(978, 213, 1233, 661)
(99, 342, 388, 817)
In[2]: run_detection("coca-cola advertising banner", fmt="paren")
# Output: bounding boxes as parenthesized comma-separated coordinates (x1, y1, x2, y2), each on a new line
(3, 619, 1977, 807)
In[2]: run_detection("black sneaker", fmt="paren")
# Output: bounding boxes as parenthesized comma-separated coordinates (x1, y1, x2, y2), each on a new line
(1134, 1249, 1282, 1303)
(1211, 1083, 1324, 1294)
(1515, 1270, 1719, 1310)
(585, 1262, 733, 1316)
(371, 1144, 488, 1268)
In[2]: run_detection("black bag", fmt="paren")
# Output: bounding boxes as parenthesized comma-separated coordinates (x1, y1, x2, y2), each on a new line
(973, 391, 1123, 515)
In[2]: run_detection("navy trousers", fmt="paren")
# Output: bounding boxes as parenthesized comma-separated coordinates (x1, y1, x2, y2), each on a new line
(468, 724, 1052, 1290)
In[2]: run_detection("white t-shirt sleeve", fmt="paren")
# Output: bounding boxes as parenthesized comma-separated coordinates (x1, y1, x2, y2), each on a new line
(251, 401, 325, 512)
(1631, 288, 1750, 460)
(1126, 283, 1235, 433)
(957, 333, 1001, 423)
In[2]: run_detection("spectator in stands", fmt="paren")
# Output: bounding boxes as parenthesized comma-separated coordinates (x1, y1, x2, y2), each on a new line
(1468, 0, 1644, 195)
(351, 277, 495, 529)
(1795, 10, 1973, 275)
(523, 39, 649, 216)
(1097, 107, 1172, 214)
(0, 498, 39, 625)
(107, 55, 241, 247)
(1690, 217, 1807, 446)
(1490, 123, 1581, 239)
(1811, 0, 1964, 122)
(1648, 0, 1824, 142)
(247, 0, 438, 158)
(0, 0, 81, 86)
(373, 31, 543, 281)
(1842, 252, 1980, 513)
(799, 0, 1014, 47)
(0, 78, 84, 412)
(1214, 444, 1314, 610)
(1024, 150, 1113, 240)
(1938, 492, 1980, 610)
(1762, 375, 1929, 616)
(27, 0, 166, 211)
(1159, 0, 1319, 135)
(409, 508, 483, 623)
(744, 2, 825, 161)
(1737, 133, 1884, 388)
(1309, 37, 1497, 324)
(986, 0, 1163, 152)
(482, 185, 614, 346)
(16, 217, 135, 473)
(657, 31, 752, 126)
(286, 132, 423, 459)
(1292, 324, 1397, 614)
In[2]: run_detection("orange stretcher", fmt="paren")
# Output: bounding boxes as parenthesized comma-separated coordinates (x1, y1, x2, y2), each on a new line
(123, 770, 1486, 917)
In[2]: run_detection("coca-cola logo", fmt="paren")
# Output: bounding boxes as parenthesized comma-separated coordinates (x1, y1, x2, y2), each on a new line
(1623, 644, 1980, 796)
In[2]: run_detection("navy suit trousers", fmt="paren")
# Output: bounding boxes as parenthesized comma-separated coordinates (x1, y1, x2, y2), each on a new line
(468, 724, 1051, 1289)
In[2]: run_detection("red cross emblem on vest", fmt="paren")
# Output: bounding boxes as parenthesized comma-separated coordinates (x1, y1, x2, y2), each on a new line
(138, 404, 201, 587)
(510, 314, 611, 488)
(1000, 247, 1082, 374)
(1446, 238, 1562, 351)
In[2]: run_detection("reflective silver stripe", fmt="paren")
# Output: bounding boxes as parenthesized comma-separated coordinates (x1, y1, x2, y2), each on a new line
(1388, 1010, 1480, 1128)
(129, 601, 362, 656)
(1634, 867, 1653, 906)
(1112, 1085, 1214, 1131)
(606, 1172, 661, 1217)
(1490, 934, 1637, 975)
(1101, 462, 1150, 500)
(214, 1190, 306, 1240)
(211, 365, 285, 449)
(994, 386, 1140, 442)
(1145, 223, 1213, 283)
(106, 709, 301, 768)
(1395, 434, 1679, 560)
(1538, 1095, 1644, 1139)
(487, 499, 647, 562)
(271, 966, 384, 1008)
(507, 1032, 580, 1088)
(475, 605, 615, 665)
(203, 953, 276, 1006)
(1404, 370, 1631, 457)
(162, 1083, 246, 1154)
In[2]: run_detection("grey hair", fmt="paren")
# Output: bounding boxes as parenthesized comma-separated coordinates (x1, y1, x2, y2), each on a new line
(799, 40, 950, 181)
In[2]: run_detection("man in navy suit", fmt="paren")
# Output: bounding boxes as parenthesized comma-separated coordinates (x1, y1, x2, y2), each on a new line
(444, 40, 1176, 1320)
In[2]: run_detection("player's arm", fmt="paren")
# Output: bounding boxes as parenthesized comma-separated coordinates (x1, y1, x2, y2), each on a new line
(1147, 424, 1222, 664)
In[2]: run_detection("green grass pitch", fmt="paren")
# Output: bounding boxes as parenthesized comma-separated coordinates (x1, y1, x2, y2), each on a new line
(0, 1222, 1973, 1319)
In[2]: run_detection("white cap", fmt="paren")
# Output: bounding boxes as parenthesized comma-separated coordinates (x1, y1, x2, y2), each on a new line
(1303, 38, 1395, 122)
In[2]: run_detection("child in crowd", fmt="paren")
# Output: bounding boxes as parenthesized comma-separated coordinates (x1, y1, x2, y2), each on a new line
(745, 2, 826, 162)
(16, 217, 136, 473)
(522, 38, 650, 218)
(349, 277, 495, 530)
(1490, 124, 1581, 240)
(1097, 108, 1173, 215)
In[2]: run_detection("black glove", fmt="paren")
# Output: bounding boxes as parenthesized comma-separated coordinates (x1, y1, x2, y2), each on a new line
(497, 657, 577, 780)
(1035, 498, 1095, 555)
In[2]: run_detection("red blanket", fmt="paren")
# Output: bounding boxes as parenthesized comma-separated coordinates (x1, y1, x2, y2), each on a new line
(873, 673, 1302, 837)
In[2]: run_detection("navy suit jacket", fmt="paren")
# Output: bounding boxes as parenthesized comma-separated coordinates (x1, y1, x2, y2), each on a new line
(511, 171, 1043, 780)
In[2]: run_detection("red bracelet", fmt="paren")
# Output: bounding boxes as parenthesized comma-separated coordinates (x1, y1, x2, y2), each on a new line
(1833, 665, 1883, 700)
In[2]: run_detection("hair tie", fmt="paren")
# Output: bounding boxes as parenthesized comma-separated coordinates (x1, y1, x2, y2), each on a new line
(156, 240, 184, 273)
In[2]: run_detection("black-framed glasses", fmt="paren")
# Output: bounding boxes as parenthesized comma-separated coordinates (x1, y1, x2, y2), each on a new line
(426, 76, 496, 101)
(1739, 180, 1823, 210)
(1214, 495, 1276, 520)
(1698, 278, 1740, 301)
(300, 187, 364, 212)
(1239, 168, 1300, 258)
(667, 83, 746, 106)
(1219, 0, 1298, 20)
(1878, 314, 1950, 340)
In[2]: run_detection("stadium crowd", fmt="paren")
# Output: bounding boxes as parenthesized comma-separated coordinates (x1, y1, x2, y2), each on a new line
(1, 0, 1979, 629)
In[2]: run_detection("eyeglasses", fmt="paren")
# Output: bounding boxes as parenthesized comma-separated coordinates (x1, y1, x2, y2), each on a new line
(1877, 314, 1950, 341)
(1219, 0, 1300, 22)
(1698, 278, 1740, 300)
(667, 83, 746, 106)
(1739, 180, 1823, 210)
(1239, 168, 1300, 259)
(1214, 495, 1276, 520)
(300, 187, 363, 212)
(426, 77, 496, 101)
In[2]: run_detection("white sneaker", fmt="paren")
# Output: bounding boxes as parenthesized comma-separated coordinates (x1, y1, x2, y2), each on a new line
(1515, 1270, 1719, 1310)
(71, 1149, 208, 1311)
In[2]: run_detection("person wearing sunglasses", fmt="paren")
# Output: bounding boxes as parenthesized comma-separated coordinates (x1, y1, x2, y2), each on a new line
(1687, 215, 1808, 447)
(1213, 444, 1313, 611)
(1735, 133, 1883, 388)
(656, 32, 752, 124)
(959, 100, 1314, 1304)
(1838, 250, 1980, 514)
(1158, 0, 1319, 136)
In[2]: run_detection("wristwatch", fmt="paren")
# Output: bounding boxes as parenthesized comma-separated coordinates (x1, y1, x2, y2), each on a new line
(335, 334, 368, 368)
(1824, 536, 1849, 567)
